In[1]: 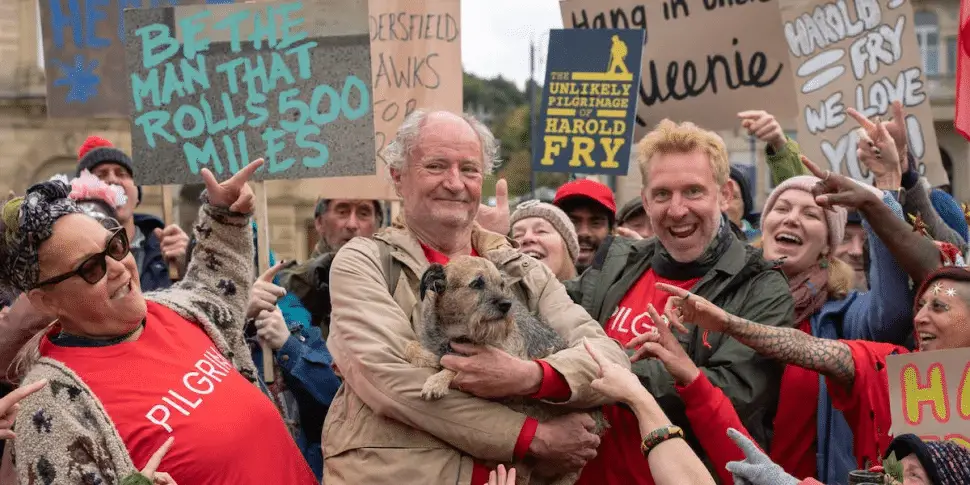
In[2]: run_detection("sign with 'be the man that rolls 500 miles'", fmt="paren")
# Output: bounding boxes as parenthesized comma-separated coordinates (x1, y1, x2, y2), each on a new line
(124, 0, 377, 185)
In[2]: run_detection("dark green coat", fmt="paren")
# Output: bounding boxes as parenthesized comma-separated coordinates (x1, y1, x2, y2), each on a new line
(564, 234, 794, 450)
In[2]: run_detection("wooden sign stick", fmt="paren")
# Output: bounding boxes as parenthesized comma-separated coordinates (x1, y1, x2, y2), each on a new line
(160, 186, 180, 281)
(253, 181, 275, 384)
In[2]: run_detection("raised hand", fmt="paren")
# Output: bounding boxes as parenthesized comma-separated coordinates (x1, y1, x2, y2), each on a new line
(737, 110, 786, 152)
(615, 226, 643, 240)
(140, 437, 178, 485)
(882, 100, 909, 171)
(154, 224, 190, 268)
(847, 107, 901, 190)
(627, 304, 700, 386)
(246, 261, 289, 319)
(654, 283, 731, 334)
(725, 429, 798, 485)
(476, 178, 510, 234)
(584, 337, 642, 404)
(801, 155, 883, 211)
(200, 159, 264, 213)
(486, 464, 517, 485)
(0, 379, 47, 440)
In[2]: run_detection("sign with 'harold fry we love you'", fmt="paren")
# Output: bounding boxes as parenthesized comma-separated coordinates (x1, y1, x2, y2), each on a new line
(533, 28, 644, 175)
(124, 0, 377, 185)
(779, 0, 946, 186)
(887, 348, 970, 448)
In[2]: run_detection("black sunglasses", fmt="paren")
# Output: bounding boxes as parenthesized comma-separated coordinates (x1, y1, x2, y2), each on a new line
(36, 229, 131, 287)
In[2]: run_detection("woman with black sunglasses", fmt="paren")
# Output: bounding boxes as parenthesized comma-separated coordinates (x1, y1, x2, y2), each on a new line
(1, 159, 318, 485)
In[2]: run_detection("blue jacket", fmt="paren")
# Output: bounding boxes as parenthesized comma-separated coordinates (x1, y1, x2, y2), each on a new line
(134, 214, 173, 292)
(246, 227, 341, 480)
(811, 192, 913, 484)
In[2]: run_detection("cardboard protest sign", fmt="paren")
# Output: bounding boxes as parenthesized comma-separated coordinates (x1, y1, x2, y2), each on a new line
(314, 0, 462, 200)
(39, 0, 233, 119)
(123, 0, 376, 185)
(558, 0, 798, 134)
(532, 28, 643, 175)
(779, 0, 946, 185)
(887, 348, 970, 447)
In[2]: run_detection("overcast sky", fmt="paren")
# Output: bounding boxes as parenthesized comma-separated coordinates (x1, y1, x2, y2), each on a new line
(460, 0, 563, 89)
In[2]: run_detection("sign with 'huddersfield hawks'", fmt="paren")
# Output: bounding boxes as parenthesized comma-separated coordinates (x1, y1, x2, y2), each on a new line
(532, 28, 644, 175)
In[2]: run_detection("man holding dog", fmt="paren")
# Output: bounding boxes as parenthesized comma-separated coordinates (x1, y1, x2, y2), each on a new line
(564, 119, 795, 483)
(323, 110, 630, 484)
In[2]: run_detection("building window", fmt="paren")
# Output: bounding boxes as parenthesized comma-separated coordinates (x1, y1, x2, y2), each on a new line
(914, 11, 940, 76)
(946, 35, 958, 74)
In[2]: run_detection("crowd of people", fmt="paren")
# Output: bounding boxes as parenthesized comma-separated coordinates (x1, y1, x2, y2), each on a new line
(0, 102, 969, 485)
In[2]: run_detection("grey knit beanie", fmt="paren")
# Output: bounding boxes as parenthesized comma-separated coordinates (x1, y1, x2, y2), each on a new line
(511, 200, 580, 263)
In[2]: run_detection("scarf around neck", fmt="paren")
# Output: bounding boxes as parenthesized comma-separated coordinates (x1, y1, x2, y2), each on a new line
(652, 214, 734, 280)
(787, 262, 830, 324)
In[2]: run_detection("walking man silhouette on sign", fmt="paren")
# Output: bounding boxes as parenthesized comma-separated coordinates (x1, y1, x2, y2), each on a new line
(608, 35, 630, 75)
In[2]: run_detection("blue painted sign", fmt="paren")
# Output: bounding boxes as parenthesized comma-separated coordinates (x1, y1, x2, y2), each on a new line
(123, 0, 376, 184)
(532, 28, 644, 175)
(39, 0, 233, 118)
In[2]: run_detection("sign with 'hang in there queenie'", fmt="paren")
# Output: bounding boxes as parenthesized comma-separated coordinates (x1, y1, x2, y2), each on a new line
(123, 0, 377, 185)
(533, 28, 644, 175)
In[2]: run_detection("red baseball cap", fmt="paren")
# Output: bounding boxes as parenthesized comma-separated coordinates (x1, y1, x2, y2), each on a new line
(553, 179, 617, 217)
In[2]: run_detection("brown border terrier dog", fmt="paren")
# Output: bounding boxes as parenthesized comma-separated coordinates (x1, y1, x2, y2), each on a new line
(404, 255, 606, 485)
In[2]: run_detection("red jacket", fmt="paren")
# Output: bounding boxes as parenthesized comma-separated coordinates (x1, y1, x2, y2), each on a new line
(676, 372, 759, 484)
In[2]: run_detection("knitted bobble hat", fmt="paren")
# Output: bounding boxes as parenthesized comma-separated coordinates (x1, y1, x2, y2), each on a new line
(761, 175, 853, 253)
(510, 199, 581, 264)
(76, 136, 134, 177)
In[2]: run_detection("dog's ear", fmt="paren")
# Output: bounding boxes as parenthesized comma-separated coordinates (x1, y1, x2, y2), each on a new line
(419, 263, 447, 300)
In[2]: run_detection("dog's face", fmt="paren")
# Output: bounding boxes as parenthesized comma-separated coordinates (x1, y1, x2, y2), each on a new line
(420, 255, 515, 346)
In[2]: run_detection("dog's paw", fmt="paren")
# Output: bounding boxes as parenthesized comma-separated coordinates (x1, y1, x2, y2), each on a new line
(421, 380, 450, 400)
(421, 370, 456, 400)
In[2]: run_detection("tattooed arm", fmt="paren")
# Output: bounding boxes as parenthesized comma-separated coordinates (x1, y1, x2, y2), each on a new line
(721, 314, 856, 390)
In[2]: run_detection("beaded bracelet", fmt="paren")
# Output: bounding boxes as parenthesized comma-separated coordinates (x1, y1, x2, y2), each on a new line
(640, 425, 685, 458)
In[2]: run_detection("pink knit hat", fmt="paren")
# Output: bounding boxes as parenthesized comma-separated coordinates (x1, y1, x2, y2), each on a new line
(761, 175, 849, 252)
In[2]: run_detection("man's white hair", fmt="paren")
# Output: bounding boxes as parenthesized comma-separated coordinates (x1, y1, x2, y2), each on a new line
(383, 109, 500, 176)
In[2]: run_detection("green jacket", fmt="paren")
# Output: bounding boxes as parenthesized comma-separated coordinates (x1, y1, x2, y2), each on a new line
(766, 137, 809, 186)
(563, 234, 795, 449)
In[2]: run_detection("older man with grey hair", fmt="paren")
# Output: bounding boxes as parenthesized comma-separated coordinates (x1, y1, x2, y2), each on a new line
(322, 110, 628, 484)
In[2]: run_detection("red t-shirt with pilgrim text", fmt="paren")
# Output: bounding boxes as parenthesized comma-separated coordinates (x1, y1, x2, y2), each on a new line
(40, 302, 317, 485)
(421, 244, 571, 484)
(577, 269, 700, 485)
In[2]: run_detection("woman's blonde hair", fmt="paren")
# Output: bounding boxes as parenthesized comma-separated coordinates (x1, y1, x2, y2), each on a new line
(754, 238, 855, 301)
(8, 322, 54, 382)
(636, 119, 730, 186)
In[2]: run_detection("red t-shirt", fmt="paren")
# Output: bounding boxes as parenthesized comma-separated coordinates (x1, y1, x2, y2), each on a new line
(40, 302, 317, 485)
(770, 320, 820, 480)
(577, 269, 701, 485)
(827, 340, 908, 470)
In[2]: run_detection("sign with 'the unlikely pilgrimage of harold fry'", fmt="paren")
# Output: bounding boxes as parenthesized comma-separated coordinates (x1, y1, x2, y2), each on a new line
(533, 29, 644, 175)
(124, 0, 377, 185)
(779, 0, 946, 186)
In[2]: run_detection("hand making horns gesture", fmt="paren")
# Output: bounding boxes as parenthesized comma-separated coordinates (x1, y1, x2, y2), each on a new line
(201, 158, 265, 213)
(651, 283, 732, 335)
(800, 155, 884, 211)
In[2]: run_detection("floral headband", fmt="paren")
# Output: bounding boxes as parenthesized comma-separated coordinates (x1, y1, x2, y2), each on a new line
(0, 181, 83, 293)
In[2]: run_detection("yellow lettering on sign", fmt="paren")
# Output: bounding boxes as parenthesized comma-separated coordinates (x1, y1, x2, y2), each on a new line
(902, 363, 950, 425)
(959, 362, 970, 419)
(600, 138, 624, 169)
(540, 136, 568, 166)
(569, 137, 595, 167)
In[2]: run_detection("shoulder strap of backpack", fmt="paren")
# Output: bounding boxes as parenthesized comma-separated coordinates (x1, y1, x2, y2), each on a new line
(376, 239, 401, 296)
